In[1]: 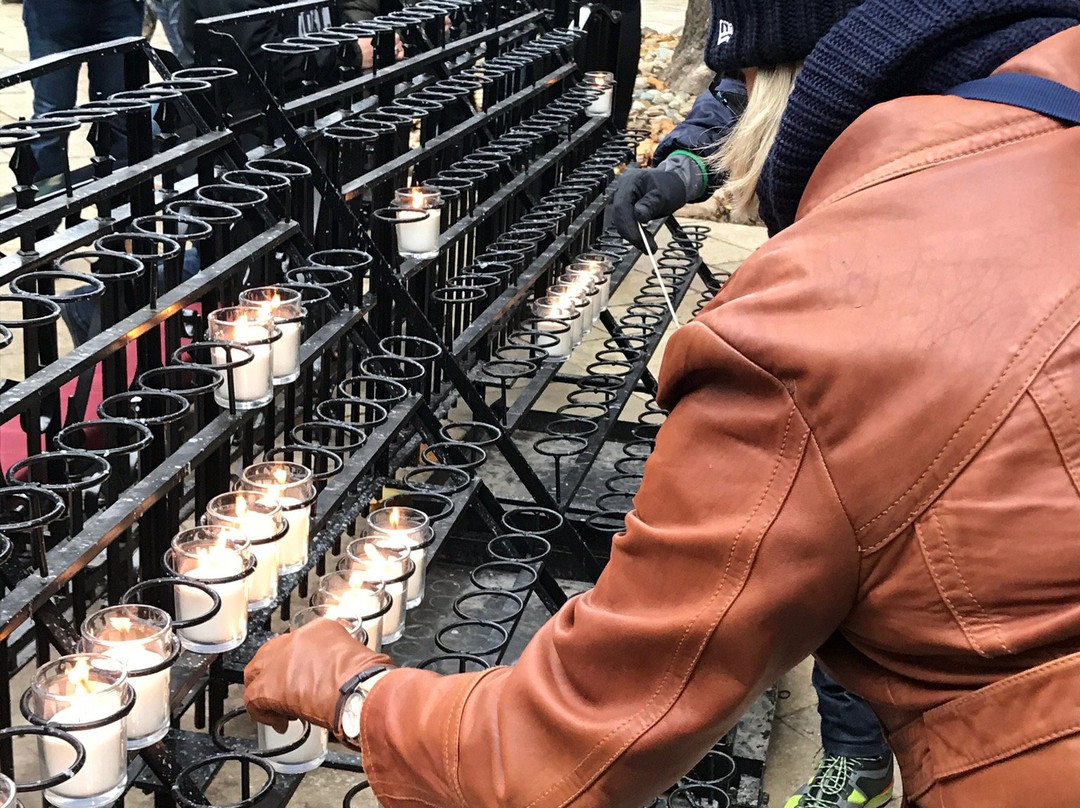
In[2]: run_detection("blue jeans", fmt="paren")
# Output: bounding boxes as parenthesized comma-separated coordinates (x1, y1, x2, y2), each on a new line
(22, 0, 143, 183)
(145, 0, 193, 66)
(812, 663, 890, 758)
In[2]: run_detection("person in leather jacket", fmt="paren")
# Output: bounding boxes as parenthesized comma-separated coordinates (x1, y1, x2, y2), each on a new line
(244, 1, 1080, 806)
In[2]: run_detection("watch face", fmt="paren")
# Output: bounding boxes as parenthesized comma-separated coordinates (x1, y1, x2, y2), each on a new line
(342, 692, 363, 739)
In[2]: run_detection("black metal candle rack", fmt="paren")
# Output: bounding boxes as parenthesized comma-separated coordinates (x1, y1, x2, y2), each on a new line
(0, 2, 772, 806)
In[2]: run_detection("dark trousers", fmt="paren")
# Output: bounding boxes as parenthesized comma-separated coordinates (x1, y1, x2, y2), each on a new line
(812, 662, 889, 758)
(22, 0, 143, 182)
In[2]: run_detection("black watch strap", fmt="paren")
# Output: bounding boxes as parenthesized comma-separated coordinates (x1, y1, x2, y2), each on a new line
(339, 665, 390, 696)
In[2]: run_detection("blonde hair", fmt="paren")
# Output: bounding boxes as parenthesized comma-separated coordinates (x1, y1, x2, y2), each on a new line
(711, 63, 802, 222)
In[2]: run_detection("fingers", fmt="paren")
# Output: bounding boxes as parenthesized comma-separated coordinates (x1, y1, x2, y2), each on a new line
(633, 188, 671, 223)
(245, 696, 290, 734)
(612, 171, 649, 250)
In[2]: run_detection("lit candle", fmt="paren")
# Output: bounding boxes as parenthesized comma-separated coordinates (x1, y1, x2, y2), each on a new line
(585, 71, 614, 117)
(548, 283, 590, 344)
(206, 492, 283, 608)
(363, 507, 432, 608)
(29, 655, 129, 808)
(167, 527, 252, 654)
(560, 269, 600, 324)
(531, 297, 577, 357)
(394, 186, 442, 259)
(239, 287, 304, 385)
(574, 253, 614, 307)
(238, 462, 315, 574)
(312, 572, 391, 652)
(339, 538, 413, 642)
(208, 306, 275, 410)
(80, 605, 175, 749)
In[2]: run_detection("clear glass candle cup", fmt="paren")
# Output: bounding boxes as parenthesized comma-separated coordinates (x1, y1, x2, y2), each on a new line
(570, 259, 611, 308)
(205, 491, 286, 609)
(532, 296, 582, 349)
(331, 539, 414, 644)
(393, 186, 443, 259)
(547, 284, 590, 344)
(238, 286, 305, 385)
(311, 572, 392, 652)
(24, 654, 134, 808)
(79, 605, 177, 749)
(165, 527, 254, 653)
(207, 306, 277, 410)
(0, 774, 16, 808)
(237, 462, 317, 575)
(584, 70, 615, 117)
(559, 270, 601, 323)
(363, 506, 434, 608)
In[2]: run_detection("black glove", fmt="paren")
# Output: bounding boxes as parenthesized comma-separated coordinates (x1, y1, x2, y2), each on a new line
(611, 168, 688, 252)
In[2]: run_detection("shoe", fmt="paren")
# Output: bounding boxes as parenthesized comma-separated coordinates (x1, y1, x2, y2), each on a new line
(784, 751, 894, 808)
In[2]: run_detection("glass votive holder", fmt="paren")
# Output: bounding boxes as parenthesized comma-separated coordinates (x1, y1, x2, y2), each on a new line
(238, 287, 305, 385)
(393, 186, 443, 259)
(547, 285, 590, 344)
(574, 253, 614, 305)
(22, 654, 134, 808)
(207, 306, 277, 410)
(559, 270, 600, 323)
(362, 506, 434, 608)
(164, 527, 254, 653)
(205, 491, 286, 609)
(0, 773, 16, 808)
(311, 572, 391, 652)
(584, 71, 615, 117)
(237, 462, 317, 575)
(331, 539, 413, 644)
(531, 296, 580, 352)
(79, 605, 177, 749)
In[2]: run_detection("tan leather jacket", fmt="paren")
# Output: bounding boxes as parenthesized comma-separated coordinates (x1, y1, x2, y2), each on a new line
(361, 30, 1080, 808)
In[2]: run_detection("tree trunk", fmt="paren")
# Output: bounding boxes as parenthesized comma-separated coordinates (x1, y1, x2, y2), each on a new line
(661, 0, 713, 96)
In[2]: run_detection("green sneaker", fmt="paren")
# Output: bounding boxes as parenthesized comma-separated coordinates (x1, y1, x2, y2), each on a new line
(783, 752, 894, 808)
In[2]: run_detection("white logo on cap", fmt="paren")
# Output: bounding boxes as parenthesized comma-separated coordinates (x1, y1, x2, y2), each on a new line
(716, 20, 733, 44)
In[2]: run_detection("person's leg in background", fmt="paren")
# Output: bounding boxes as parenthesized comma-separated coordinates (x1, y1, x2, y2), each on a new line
(785, 664, 894, 808)
(145, 0, 194, 66)
(22, 0, 83, 184)
(86, 0, 145, 168)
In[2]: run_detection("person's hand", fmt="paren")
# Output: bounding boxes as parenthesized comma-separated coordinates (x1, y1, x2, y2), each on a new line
(244, 619, 393, 735)
(612, 168, 688, 252)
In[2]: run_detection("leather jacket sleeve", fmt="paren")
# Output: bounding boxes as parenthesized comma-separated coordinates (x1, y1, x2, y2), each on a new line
(360, 318, 861, 808)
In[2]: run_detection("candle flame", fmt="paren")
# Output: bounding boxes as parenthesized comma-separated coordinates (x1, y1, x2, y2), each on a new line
(67, 658, 94, 695)
(112, 617, 133, 634)
(235, 495, 248, 518)
(388, 508, 402, 530)
(410, 189, 425, 209)
(271, 292, 281, 307)
(365, 543, 388, 563)
(273, 467, 288, 485)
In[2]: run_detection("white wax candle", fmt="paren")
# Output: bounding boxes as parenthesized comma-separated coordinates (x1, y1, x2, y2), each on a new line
(257, 720, 328, 772)
(42, 696, 126, 803)
(587, 86, 613, 117)
(276, 497, 310, 572)
(396, 207, 441, 257)
(99, 647, 169, 745)
(382, 582, 405, 640)
(212, 324, 272, 407)
(406, 547, 426, 605)
(175, 550, 247, 649)
(272, 321, 301, 381)
(538, 319, 573, 358)
(326, 589, 384, 653)
(247, 538, 280, 606)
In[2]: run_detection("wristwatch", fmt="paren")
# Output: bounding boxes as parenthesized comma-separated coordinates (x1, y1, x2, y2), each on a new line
(335, 666, 389, 741)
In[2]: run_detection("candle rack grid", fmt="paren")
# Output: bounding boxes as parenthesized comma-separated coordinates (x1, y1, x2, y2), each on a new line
(0, 2, 774, 807)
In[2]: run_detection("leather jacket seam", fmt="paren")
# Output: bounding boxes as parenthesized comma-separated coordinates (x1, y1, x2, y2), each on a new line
(1028, 381, 1080, 496)
(522, 404, 810, 808)
(447, 667, 503, 808)
(856, 274, 1080, 551)
(803, 427, 858, 538)
(812, 114, 1057, 215)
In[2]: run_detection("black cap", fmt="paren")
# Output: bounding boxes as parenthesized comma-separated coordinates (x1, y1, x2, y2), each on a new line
(704, 0, 865, 72)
